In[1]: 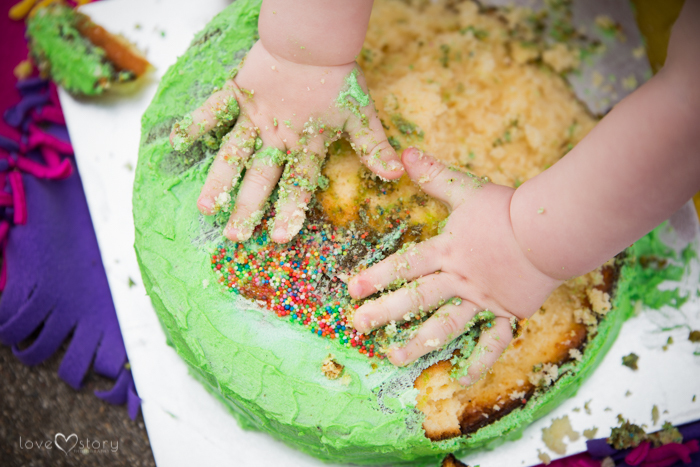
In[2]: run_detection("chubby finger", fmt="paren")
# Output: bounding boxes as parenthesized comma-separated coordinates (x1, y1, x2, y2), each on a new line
(197, 116, 256, 215)
(353, 273, 458, 334)
(170, 81, 240, 151)
(348, 237, 444, 300)
(387, 298, 480, 366)
(223, 146, 284, 242)
(456, 316, 514, 387)
(271, 137, 326, 244)
(345, 100, 404, 181)
(402, 147, 487, 210)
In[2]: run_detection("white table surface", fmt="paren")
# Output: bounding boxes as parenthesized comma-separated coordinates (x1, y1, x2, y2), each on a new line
(59, 1, 700, 465)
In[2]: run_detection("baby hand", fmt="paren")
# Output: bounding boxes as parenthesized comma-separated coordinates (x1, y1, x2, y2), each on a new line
(169, 40, 403, 243)
(348, 148, 562, 386)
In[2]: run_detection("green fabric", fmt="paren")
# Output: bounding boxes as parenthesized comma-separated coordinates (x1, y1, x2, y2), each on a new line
(133, 1, 686, 463)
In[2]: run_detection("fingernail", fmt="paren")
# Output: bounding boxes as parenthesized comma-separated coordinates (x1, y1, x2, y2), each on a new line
(403, 148, 418, 164)
(458, 376, 472, 387)
(403, 147, 426, 165)
(223, 226, 238, 240)
(348, 279, 362, 298)
(198, 196, 214, 213)
(273, 227, 287, 242)
(354, 315, 369, 332)
(390, 348, 406, 366)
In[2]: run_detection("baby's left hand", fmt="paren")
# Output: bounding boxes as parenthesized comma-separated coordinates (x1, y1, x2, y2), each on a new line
(349, 148, 562, 385)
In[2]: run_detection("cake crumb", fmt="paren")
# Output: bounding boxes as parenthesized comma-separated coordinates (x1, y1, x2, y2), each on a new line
(652, 405, 659, 425)
(542, 415, 580, 455)
(321, 354, 344, 380)
(622, 353, 639, 370)
(14, 59, 33, 79)
(568, 348, 582, 362)
(441, 453, 468, 467)
(537, 450, 551, 465)
(587, 288, 611, 315)
(542, 43, 580, 73)
(608, 420, 647, 449)
(529, 363, 559, 387)
(601, 457, 615, 467)
(689, 330, 700, 342)
(583, 427, 598, 439)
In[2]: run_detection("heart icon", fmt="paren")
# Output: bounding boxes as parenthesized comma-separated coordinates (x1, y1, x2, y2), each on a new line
(54, 433, 78, 455)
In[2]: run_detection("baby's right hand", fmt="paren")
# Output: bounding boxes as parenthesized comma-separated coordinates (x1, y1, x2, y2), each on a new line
(169, 40, 403, 244)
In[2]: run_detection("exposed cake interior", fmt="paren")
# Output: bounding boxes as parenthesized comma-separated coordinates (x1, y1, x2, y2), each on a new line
(313, 0, 613, 440)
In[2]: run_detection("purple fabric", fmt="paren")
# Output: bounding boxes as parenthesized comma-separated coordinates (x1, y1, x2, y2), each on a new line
(0, 75, 140, 418)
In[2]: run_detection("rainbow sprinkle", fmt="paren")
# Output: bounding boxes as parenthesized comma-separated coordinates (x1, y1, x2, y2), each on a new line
(210, 216, 387, 359)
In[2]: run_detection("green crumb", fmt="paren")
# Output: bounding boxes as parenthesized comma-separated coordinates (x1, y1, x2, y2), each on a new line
(689, 330, 700, 343)
(336, 68, 371, 120)
(214, 96, 240, 125)
(649, 422, 683, 447)
(337, 68, 370, 107)
(621, 353, 639, 370)
(437, 218, 448, 235)
(284, 120, 292, 128)
(395, 241, 416, 256)
(256, 146, 287, 166)
(448, 310, 496, 380)
(128, 277, 136, 288)
(171, 114, 195, 152)
(627, 226, 694, 310)
(317, 175, 330, 191)
(609, 419, 683, 450)
(663, 336, 673, 351)
(460, 25, 489, 40)
(254, 137, 263, 150)
(273, 117, 278, 127)
(608, 420, 648, 450)
(391, 114, 424, 138)
(439, 44, 450, 68)
(388, 136, 401, 151)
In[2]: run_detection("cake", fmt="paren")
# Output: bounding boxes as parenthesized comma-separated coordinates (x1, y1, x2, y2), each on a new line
(26, 2, 151, 96)
(133, 0, 645, 464)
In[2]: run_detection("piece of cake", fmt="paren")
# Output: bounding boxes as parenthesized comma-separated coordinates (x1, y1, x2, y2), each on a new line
(26, 2, 151, 96)
(133, 0, 640, 464)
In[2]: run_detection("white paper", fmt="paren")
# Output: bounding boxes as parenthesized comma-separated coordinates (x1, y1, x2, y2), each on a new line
(59, 1, 700, 466)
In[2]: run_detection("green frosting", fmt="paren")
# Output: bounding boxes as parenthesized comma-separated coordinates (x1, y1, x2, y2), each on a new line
(337, 69, 371, 121)
(26, 4, 115, 95)
(624, 227, 693, 310)
(133, 1, 692, 464)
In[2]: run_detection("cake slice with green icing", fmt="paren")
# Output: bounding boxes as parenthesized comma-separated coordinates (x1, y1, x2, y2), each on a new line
(26, 2, 151, 96)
